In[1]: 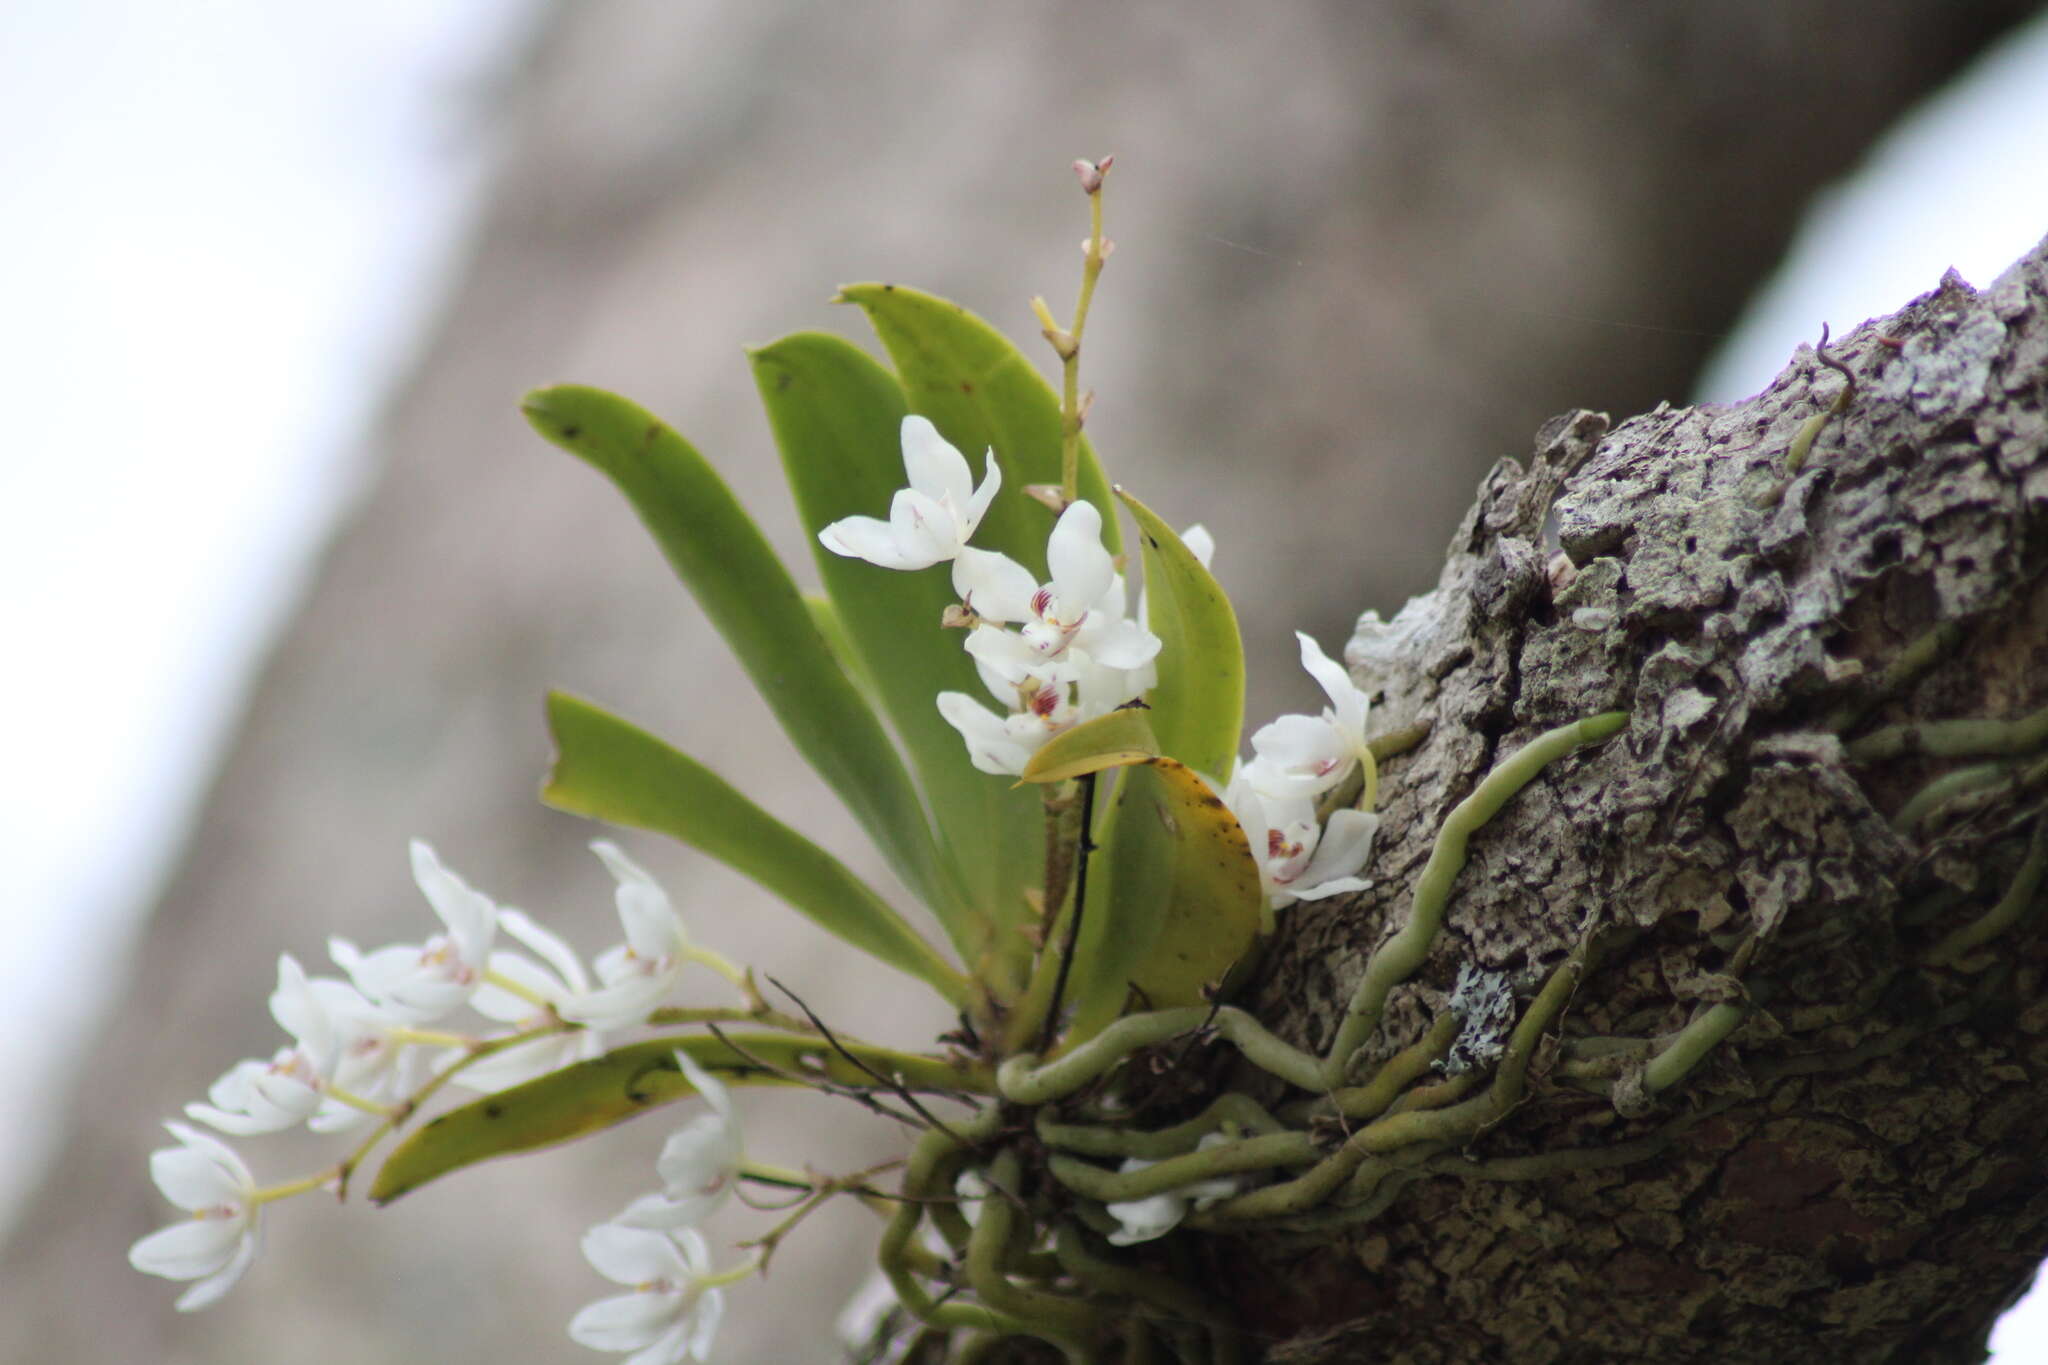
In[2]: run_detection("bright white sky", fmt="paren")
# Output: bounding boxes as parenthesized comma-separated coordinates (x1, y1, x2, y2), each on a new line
(2, 0, 2045, 1347)
(0, 0, 531, 1208)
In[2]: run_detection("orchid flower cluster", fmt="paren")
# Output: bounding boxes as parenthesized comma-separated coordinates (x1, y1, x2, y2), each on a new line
(122, 161, 1618, 1365)
(819, 415, 1378, 911)
(131, 840, 756, 1360)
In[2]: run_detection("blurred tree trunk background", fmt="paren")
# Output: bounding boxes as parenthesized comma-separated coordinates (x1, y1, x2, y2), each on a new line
(6, 2, 2040, 1360)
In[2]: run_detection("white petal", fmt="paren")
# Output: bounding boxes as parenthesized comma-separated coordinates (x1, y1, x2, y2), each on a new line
(1244, 715, 1353, 801)
(327, 936, 366, 975)
(646, 1129, 739, 1221)
(898, 415, 971, 509)
(885, 487, 963, 565)
(410, 840, 498, 967)
(685, 1288, 724, 1360)
(226, 1062, 321, 1131)
(569, 1291, 679, 1351)
(1283, 874, 1372, 905)
(1078, 616, 1161, 671)
(615, 1190, 706, 1231)
(499, 907, 590, 991)
(129, 1217, 244, 1280)
(171, 1228, 258, 1311)
(1297, 631, 1370, 745)
(817, 513, 931, 569)
(582, 1222, 687, 1287)
(937, 692, 1035, 776)
(592, 841, 686, 959)
(150, 1124, 252, 1208)
(673, 1051, 733, 1123)
(337, 942, 475, 1023)
(454, 1032, 597, 1093)
(1046, 501, 1113, 612)
(472, 949, 563, 1022)
(1180, 524, 1216, 568)
(672, 1227, 713, 1276)
(1300, 809, 1380, 888)
(963, 449, 1002, 532)
(267, 954, 335, 1066)
(962, 624, 1046, 688)
(951, 547, 1039, 623)
(625, 1323, 699, 1365)
(1105, 1192, 1187, 1245)
(1098, 569, 1130, 620)
(559, 974, 671, 1032)
(1071, 654, 1155, 716)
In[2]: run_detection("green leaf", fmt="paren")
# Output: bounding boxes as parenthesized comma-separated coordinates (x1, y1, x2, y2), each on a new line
(835, 282, 1120, 579)
(803, 592, 876, 701)
(543, 692, 966, 1005)
(370, 1032, 986, 1204)
(749, 334, 1039, 968)
(521, 385, 956, 926)
(1063, 759, 1263, 1043)
(1061, 765, 1175, 1043)
(1019, 705, 1161, 784)
(1115, 487, 1244, 782)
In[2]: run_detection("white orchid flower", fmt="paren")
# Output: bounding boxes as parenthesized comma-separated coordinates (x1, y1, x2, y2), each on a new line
(128, 1122, 263, 1311)
(1224, 775, 1378, 914)
(937, 682, 1078, 776)
(817, 415, 1000, 570)
(1068, 642, 1158, 721)
(560, 842, 733, 1031)
(1241, 631, 1374, 803)
(1104, 1134, 1238, 1246)
(305, 977, 428, 1132)
(952, 501, 1159, 685)
(185, 955, 337, 1135)
(616, 1053, 744, 1231)
(569, 1223, 727, 1364)
(329, 840, 498, 1024)
(459, 908, 603, 1092)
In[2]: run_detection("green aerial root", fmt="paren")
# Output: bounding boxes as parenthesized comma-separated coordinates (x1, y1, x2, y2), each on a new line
(1324, 712, 1625, 1087)
(1924, 818, 2048, 965)
(877, 1113, 1029, 1338)
(1847, 701, 2048, 763)
(1037, 1092, 1288, 1160)
(1199, 949, 1584, 1224)
(1825, 620, 1968, 733)
(1048, 1132, 1317, 1204)
(1640, 1002, 1746, 1094)
(998, 1004, 1323, 1103)
(1053, 1220, 1241, 1349)
(966, 1152, 1112, 1351)
(1290, 1010, 1461, 1125)
(874, 713, 1647, 1350)
(1892, 758, 2036, 832)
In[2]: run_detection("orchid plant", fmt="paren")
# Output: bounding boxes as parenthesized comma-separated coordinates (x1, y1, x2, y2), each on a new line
(130, 160, 1624, 1362)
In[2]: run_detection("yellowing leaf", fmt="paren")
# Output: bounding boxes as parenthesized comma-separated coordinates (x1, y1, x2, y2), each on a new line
(1126, 758, 1264, 1009)
(370, 1033, 986, 1204)
(1062, 758, 1263, 1043)
(1019, 706, 1161, 784)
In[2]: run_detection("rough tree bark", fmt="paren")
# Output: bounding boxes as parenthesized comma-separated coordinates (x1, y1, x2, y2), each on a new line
(1168, 236, 2048, 1363)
